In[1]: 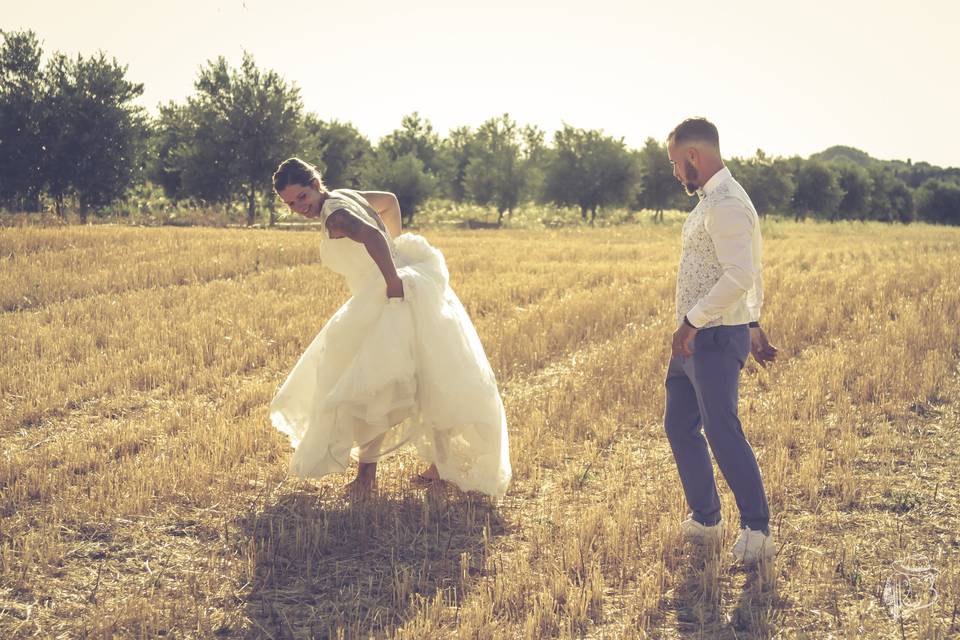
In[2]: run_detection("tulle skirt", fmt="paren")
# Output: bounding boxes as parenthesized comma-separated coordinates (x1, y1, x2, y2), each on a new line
(270, 234, 511, 497)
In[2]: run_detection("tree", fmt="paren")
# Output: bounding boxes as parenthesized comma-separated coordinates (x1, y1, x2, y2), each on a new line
(301, 114, 373, 189)
(39, 51, 146, 222)
(793, 160, 843, 222)
(869, 167, 914, 223)
(439, 125, 477, 202)
(164, 53, 302, 225)
(365, 152, 435, 225)
(916, 179, 960, 225)
(543, 124, 637, 224)
(886, 180, 915, 224)
(147, 101, 191, 201)
(727, 150, 796, 217)
(0, 30, 45, 212)
(521, 124, 548, 203)
(635, 137, 677, 222)
(464, 114, 529, 225)
(833, 161, 873, 221)
(68, 54, 146, 222)
(378, 112, 444, 176)
(226, 54, 302, 226)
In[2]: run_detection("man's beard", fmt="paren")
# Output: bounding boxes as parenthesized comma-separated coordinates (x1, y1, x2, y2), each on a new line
(683, 160, 699, 196)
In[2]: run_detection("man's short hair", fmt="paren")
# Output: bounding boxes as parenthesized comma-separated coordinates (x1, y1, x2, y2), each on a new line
(668, 118, 720, 148)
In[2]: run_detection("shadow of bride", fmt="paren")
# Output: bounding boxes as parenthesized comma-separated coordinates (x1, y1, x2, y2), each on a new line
(238, 483, 503, 639)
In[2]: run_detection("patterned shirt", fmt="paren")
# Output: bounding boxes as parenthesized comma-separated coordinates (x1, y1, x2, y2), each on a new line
(676, 167, 763, 329)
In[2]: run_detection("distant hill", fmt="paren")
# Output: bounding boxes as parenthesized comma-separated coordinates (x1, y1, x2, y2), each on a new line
(808, 145, 960, 188)
(809, 146, 875, 167)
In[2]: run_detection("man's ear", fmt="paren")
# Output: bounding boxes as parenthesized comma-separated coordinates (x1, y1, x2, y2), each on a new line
(312, 177, 321, 191)
(686, 146, 700, 165)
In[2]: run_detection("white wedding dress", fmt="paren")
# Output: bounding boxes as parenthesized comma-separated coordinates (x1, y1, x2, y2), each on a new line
(270, 190, 511, 497)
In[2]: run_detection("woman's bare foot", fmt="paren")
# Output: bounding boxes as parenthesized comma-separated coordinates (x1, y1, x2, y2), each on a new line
(343, 462, 377, 498)
(412, 463, 441, 484)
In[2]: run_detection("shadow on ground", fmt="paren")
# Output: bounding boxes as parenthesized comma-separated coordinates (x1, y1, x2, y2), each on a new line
(238, 483, 503, 639)
(669, 542, 781, 639)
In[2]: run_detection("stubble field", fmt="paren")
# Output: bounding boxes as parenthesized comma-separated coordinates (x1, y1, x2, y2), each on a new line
(1, 217, 959, 639)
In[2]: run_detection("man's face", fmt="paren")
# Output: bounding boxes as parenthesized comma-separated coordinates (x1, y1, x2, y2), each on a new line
(278, 180, 324, 219)
(667, 141, 700, 196)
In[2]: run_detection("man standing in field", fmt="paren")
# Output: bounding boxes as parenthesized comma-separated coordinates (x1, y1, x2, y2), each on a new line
(665, 117, 778, 564)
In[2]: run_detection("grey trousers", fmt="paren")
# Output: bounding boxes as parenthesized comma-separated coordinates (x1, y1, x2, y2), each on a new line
(664, 324, 770, 533)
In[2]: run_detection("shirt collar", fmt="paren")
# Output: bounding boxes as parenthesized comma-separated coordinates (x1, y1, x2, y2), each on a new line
(701, 166, 732, 198)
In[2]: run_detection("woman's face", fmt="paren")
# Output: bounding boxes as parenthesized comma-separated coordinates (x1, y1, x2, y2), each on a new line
(278, 179, 325, 219)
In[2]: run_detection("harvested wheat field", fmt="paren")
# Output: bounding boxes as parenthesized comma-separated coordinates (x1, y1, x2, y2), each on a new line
(1, 218, 958, 639)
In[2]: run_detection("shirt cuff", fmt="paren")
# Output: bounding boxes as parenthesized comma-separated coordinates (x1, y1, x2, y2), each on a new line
(685, 305, 711, 329)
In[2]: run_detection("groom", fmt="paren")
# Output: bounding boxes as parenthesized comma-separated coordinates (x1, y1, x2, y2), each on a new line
(664, 117, 778, 564)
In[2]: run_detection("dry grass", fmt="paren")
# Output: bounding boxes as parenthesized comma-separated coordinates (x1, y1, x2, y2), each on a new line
(1, 218, 958, 639)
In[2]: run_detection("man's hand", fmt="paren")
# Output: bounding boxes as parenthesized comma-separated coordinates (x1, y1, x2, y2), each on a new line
(671, 322, 698, 359)
(749, 326, 778, 368)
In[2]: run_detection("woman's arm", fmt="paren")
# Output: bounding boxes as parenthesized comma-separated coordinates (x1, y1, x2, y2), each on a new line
(358, 191, 402, 238)
(326, 209, 404, 298)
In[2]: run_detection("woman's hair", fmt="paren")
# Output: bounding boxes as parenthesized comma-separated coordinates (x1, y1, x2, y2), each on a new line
(272, 157, 326, 193)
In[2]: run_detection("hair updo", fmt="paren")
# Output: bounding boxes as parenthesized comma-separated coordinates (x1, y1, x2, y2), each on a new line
(272, 157, 326, 193)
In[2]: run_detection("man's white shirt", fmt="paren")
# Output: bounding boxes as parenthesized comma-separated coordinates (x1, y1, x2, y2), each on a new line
(675, 166, 763, 329)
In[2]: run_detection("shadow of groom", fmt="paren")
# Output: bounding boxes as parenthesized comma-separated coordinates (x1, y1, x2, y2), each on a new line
(238, 484, 503, 639)
(728, 559, 779, 637)
(673, 543, 726, 635)
(671, 543, 780, 639)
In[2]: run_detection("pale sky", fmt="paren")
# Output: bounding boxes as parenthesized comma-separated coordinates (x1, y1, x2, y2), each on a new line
(4, 0, 959, 167)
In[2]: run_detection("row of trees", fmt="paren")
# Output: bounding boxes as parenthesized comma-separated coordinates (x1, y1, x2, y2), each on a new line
(0, 31, 145, 223)
(3, 29, 960, 226)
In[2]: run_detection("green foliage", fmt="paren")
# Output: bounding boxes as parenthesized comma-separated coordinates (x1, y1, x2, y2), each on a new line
(834, 161, 872, 220)
(301, 115, 373, 189)
(521, 124, 548, 204)
(793, 161, 844, 221)
(869, 167, 914, 223)
(38, 49, 146, 223)
(230, 55, 303, 226)
(365, 152, 436, 224)
(810, 145, 874, 167)
(0, 30, 45, 211)
(438, 125, 477, 202)
(916, 180, 960, 225)
(727, 150, 795, 217)
(544, 124, 637, 224)
(6, 31, 960, 228)
(378, 112, 444, 176)
(895, 159, 960, 189)
(161, 53, 303, 225)
(635, 137, 682, 221)
(147, 102, 190, 200)
(463, 114, 531, 225)
(1, 30, 145, 221)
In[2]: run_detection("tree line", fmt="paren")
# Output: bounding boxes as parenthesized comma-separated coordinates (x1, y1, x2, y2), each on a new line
(3, 29, 960, 226)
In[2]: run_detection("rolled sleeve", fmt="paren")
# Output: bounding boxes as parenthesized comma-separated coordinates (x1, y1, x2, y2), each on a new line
(686, 199, 756, 328)
(746, 268, 763, 323)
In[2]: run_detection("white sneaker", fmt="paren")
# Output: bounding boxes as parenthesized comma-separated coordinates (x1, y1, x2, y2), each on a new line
(680, 517, 723, 545)
(731, 527, 775, 564)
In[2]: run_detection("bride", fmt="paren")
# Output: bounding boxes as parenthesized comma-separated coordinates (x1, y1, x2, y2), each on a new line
(269, 157, 511, 498)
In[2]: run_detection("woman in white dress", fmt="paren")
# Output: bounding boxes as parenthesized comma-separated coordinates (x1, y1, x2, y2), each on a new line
(270, 158, 511, 498)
